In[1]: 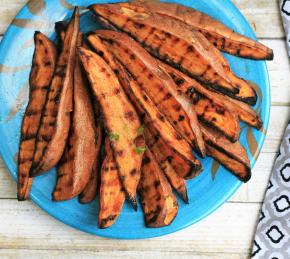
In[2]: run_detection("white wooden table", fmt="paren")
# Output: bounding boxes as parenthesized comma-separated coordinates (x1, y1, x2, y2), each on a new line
(0, 1, 288, 258)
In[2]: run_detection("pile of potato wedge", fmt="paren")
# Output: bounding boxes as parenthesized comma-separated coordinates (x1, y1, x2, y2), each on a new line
(17, 2, 273, 228)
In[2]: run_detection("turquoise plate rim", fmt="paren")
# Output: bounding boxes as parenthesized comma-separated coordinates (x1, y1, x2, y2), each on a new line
(0, 0, 271, 239)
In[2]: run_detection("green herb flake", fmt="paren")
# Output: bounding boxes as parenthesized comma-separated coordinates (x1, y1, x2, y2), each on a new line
(136, 146, 146, 154)
(137, 125, 145, 134)
(109, 132, 120, 141)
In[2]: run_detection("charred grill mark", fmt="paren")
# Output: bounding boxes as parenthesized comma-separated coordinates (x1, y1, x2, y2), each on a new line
(30, 85, 50, 92)
(134, 22, 145, 29)
(114, 88, 121, 95)
(130, 54, 136, 60)
(142, 155, 151, 165)
(21, 133, 37, 141)
(178, 115, 185, 121)
(25, 109, 39, 116)
(44, 61, 52, 67)
(154, 180, 160, 188)
(124, 111, 134, 120)
(157, 114, 165, 122)
(162, 92, 172, 102)
(99, 215, 117, 228)
(130, 169, 137, 176)
(39, 133, 51, 142)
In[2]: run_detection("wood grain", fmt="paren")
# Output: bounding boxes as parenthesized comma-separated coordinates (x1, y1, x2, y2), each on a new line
(0, 249, 248, 259)
(0, 199, 259, 254)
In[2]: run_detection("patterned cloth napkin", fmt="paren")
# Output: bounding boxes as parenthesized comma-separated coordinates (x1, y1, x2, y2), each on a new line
(252, 124, 290, 258)
(252, 1, 290, 257)
(281, 0, 290, 55)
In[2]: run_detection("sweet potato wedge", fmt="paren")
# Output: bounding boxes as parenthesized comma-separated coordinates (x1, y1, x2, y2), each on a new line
(99, 138, 125, 228)
(123, 1, 273, 60)
(162, 62, 240, 141)
(206, 145, 251, 182)
(163, 63, 262, 129)
(90, 4, 258, 105)
(86, 33, 200, 164)
(52, 38, 98, 201)
(95, 30, 206, 157)
(30, 7, 80, 176)
(79, 47, 144, 209)
(144, 127, 188, 202)
(79, 122, 103, 204)
(145, 123, 201, 180)
(200, 123, 251, 182)
(138, 149, 178, 227)
(17, 32, 57, 201)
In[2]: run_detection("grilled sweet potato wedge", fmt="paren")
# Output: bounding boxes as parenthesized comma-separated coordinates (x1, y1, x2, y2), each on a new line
(30, 8, 79, 176)
(206, 145, 251, 182)
(95, 30, 206, 156)
(162, 63, 240, 141)
(52, 43, 98, 201)
(17, 32, 57, 201)
(99, 138, 125, 228)
(79, 47, 144, 209)
(145, 123, 201, 180)
(79, 123, 102, 204)
(138, 149, 178, 227)
(87, 33, 200, 165)
(163, 63, 262, 129)
(144, 127, 188, 202)
(122, 1, 273, 60)
(91, 4, 258, 105)
(200, 123, 251, 182)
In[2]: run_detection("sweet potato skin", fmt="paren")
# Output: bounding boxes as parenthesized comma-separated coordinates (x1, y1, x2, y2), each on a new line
(87, 33, 200, 165)
(124, 1, 273, 60)
(79, 123, 102, 204)
(79, 47, 144, 209)
(99, 138, 125, 228)
(52, 42, 98, 201)
(30, 7, 80, 176)
(95, 30, 205, 157)
(17, 32, 57, 201)
(138, 149, 178, 228)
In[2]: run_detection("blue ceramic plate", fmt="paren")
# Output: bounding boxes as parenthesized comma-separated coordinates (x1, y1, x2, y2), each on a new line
(0, 0, 270, 239)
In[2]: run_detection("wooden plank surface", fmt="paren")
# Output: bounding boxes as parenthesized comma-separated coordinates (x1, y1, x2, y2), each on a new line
(0, 200, 259, 254)
(0, 0, 286, 258)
